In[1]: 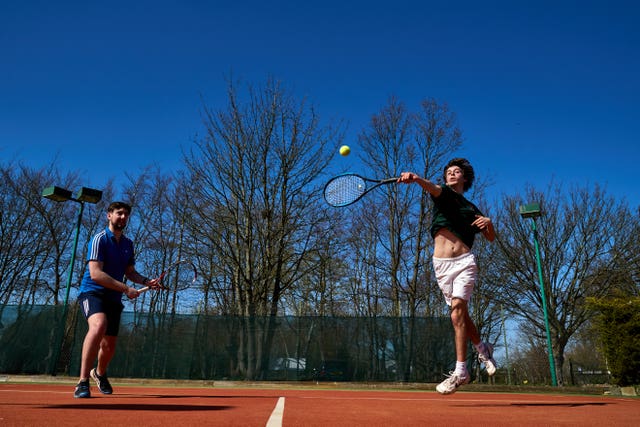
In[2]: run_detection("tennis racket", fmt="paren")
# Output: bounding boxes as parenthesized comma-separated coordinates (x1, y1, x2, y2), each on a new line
(139, 259, 198, 293)
(323, 173, 399, 207)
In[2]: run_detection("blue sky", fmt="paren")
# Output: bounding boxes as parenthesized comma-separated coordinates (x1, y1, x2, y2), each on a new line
(2, 0, 639, 208)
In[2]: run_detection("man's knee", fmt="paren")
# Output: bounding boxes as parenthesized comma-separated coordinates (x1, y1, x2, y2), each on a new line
(87, 315, 108, 336)
(450, 298, 468, 326)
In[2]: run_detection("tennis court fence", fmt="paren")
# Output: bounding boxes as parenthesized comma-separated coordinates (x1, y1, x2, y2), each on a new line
(0, 304, 458, 383)
(0, 305, 612, 386)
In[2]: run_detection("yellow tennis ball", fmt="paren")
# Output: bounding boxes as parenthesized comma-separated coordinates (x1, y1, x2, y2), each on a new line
(339, 145, 351, 156)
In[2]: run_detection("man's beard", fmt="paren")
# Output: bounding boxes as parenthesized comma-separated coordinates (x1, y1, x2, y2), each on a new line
(112, 221, 127, 231)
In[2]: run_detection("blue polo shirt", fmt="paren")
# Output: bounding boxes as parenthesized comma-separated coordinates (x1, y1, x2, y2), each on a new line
(79, 227, 135, 302)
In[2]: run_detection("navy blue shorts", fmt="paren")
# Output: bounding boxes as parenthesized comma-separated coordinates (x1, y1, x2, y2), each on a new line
(78, 293, 124, 337)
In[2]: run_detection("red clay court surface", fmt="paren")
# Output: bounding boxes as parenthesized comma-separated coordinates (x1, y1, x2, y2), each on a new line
(1, 382, 638, 426)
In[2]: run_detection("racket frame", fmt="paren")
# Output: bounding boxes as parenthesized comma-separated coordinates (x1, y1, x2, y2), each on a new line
(138, 259, 197, 293)
(323, 173, 398, 207)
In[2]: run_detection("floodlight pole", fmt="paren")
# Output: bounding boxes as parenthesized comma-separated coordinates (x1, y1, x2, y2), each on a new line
(520, 203, 558, 386)
(64, 202, 85, 306)
(500, 304, 512, 385)
(43, 186, 102, 375)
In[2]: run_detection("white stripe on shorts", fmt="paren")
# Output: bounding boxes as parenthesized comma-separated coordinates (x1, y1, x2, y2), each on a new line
(82, 298, 90, 316)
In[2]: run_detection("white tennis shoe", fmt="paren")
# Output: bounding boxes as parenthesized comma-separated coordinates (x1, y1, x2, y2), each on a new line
(478, 343, 497, 376)
(436, 370, 470, 395)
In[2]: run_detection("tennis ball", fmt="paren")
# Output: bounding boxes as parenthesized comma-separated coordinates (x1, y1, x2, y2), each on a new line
(339, 145, 351, 156)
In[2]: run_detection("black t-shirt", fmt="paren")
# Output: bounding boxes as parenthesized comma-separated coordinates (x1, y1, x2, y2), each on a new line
(430, 185, 484, 249)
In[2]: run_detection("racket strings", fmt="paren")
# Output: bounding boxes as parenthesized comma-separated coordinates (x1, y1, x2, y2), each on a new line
(324, 175, 366, 206)
(169, 270, 196, 291)
(158, 262, 197, 292)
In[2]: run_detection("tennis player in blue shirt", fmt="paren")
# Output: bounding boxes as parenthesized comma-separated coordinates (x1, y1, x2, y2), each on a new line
(74, 201, 159, 398)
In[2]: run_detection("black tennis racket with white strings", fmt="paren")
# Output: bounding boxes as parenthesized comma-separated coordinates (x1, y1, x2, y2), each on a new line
(323, 173, 399, 207)
(138, 259, 198, 294)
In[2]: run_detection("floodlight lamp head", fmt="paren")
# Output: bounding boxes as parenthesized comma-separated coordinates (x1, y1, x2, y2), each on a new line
(42, 186, 73, 202)
(519, 203, 541, 219)
(76, 187, 103, 204)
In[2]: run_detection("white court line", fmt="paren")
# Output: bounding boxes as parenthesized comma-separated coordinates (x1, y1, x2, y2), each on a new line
(266, 396, 285, 427)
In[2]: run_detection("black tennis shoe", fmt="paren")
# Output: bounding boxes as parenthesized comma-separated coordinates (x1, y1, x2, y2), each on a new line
(90, 368, 113, 394)
(74, 380, 91, 398)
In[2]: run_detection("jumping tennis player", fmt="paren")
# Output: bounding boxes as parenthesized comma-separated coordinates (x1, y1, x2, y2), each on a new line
(398, 158, 497, 394)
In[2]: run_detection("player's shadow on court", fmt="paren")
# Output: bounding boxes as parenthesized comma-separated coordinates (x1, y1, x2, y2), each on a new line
(43, 403, 234, 411)
(510, 402, 608, 407)
(43, 394, 277, 411)
(453, 402, 608, 408)
(130, 394, 273, 399)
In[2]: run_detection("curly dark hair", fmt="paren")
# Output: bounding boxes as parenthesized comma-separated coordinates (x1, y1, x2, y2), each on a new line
(443, 158, 475, 191)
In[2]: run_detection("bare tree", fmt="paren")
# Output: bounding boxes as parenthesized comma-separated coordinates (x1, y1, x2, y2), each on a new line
(1, 163, 48, 305)
(121, 167, 200, 315)
(0, 161, 94, 306)
(183, 77, 343, 379)
(608, 205, 640, 296)
(493, 183, 633, 385)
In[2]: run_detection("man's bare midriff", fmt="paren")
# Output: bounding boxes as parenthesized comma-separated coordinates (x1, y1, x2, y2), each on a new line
(433, 228, 470, 258)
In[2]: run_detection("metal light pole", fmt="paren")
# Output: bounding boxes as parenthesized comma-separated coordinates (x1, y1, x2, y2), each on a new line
(519, 203, 558, 386)
(43, 186, 102, 375)
(500, 303, 512, 385)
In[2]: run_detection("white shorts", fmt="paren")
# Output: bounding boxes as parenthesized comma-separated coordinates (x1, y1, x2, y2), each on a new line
(432, 252, 477, 306)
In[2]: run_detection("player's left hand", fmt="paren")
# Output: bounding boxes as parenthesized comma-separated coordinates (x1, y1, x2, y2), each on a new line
(472, 215, 492, 230)
(145, 277, 165, 290)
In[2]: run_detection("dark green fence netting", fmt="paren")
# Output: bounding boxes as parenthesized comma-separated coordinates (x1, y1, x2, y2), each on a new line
(0, 305, 455, 382)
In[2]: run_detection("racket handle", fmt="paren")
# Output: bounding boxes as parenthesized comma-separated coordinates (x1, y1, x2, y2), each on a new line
(138, 286, 150, 293)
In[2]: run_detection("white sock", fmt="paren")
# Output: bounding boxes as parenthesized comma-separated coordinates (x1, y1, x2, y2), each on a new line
(455, 361, 467, 376)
